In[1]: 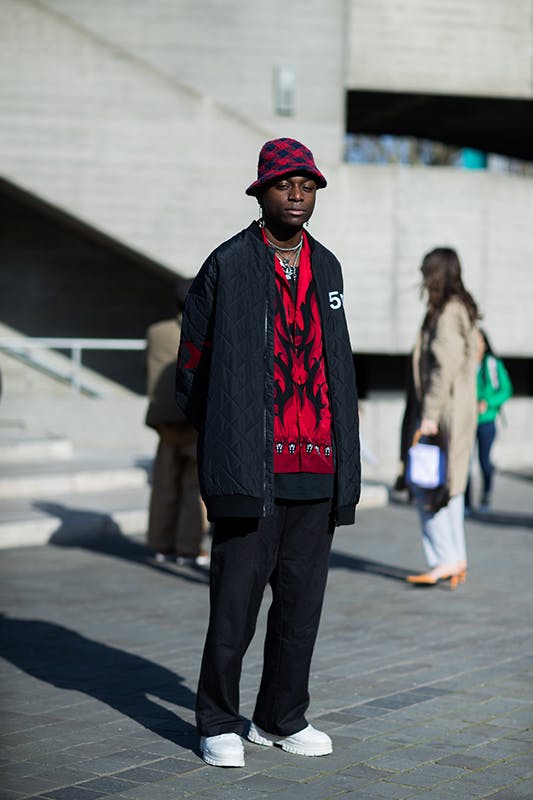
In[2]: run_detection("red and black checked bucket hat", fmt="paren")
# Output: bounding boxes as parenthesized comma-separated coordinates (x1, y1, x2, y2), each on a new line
(245, 137, 327, 196)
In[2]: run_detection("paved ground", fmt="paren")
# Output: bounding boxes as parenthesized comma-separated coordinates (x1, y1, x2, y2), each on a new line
(1, 470, 532, 800)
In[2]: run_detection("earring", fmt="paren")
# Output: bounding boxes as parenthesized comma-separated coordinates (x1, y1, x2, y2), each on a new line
(305, 220, 310, 228)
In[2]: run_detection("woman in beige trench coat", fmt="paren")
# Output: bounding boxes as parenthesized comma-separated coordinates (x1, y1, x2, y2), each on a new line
(407, 248, 480, 588)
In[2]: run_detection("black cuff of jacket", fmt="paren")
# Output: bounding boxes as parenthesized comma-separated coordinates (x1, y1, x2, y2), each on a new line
(335, 504, 356, 526)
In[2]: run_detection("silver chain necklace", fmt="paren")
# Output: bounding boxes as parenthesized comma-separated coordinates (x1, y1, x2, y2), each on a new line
(265, 236, 303, 281)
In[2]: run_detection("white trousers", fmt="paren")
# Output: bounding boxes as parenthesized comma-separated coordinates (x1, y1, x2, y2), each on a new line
(414, 492, 467, 568)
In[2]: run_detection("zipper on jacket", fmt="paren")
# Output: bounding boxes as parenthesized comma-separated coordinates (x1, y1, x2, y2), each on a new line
(263, 294, 269, 516)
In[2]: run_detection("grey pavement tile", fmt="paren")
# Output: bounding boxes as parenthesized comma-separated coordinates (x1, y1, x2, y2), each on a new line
(505, 754, 533, 779)
(384, 724, 450, 744)
(1, 713, 65, 735)
(460, 769, 524, 793)
(75, 777, 140, 796)
(409, 782, 483, 799)
(38, 788, 105, 800)
(323, 736, 404, 763)
(0, 790, 25, 800)
(137, 756, 201, 775)
(251, 762, 326, 782)
(72, 753, 157, 775)
(336, 763, 394, 781)
(363, 692, 439, 711)
(0, 775, 63, 796)
(436, 753, 495, 770)
(343, 783, 425, 799)
(479, 698, 532, 715)
(188, 787, 275, 800)
(142, 767, 229, 797)
(490, 716, 533, 731)
(438, 730, 503, 749)
(482, 759, 533, 783)
(30, 768, 100, 786)
(335, 704, 391, 719)
(101, 785, 178, 800)
(258, 779, 350, 800)
(61, 743, 119, 760)
(467, 723, 514, 739)
(368, 745, 444, 772)
(105, 766, 168, 784)
(383, 763, 467, 788)
(316, 711, 366, 725)
(134, 741, 199, 762)
(3, 740, 82, 762)
(471, 739, 532, 761)
(238, 773, 312, 792)
(20, 754, 83, 771)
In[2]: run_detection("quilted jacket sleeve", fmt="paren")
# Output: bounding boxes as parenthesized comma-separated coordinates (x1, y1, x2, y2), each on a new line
(175, 255, 216, 430)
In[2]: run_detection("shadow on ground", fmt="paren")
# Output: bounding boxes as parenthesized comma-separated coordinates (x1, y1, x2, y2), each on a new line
(500, 468, 533, 483)
(0, 615, 197, 749)
(466, 508, 533, 529)
(34, 501, 209, 585)
(329, 550, 412, 581)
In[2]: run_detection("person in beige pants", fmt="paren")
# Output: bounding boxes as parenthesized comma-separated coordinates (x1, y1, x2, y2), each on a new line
(145, 282, 209, 565)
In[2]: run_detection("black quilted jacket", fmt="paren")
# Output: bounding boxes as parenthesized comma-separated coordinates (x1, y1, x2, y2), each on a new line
(175, 222, 360, 525)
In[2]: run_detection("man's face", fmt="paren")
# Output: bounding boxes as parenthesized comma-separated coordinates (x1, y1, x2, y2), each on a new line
(260, 174, 317, 231)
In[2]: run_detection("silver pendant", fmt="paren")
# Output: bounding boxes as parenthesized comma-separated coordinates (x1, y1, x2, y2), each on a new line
(283, 263, 298, 281)
(278, 255, 298, 281)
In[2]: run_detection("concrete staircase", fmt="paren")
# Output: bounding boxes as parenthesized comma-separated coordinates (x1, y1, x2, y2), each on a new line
(0, 431, 151, 549)
(0, 426, 389, 550)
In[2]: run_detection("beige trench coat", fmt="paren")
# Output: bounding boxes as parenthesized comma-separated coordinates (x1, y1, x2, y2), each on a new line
(412, 299, 478, 497)
(145, 317, 196, 450)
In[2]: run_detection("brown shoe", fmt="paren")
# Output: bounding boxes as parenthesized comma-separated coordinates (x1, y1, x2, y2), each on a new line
(406, 572, 440, 586)
(448, 569, 467, 589)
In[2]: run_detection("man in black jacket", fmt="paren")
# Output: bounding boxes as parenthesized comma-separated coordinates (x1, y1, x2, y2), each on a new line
(176, 138, 360, 767)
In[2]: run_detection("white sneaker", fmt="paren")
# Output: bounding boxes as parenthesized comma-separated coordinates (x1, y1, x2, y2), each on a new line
(248, 722, 332, 756)
(154, 551, 175, 563)
(176, 552, 210, 567)
(200, 733, 245, 767)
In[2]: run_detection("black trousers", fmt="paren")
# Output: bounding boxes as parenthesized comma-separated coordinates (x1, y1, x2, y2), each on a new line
(196, 499, 334, 737)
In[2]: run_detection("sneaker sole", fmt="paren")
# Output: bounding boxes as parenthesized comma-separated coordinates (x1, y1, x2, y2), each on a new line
(278, 741, 332, 756)
(200, 749, 245, 768)
(247, 729, 332, 756)
(247, 729, 274, 747)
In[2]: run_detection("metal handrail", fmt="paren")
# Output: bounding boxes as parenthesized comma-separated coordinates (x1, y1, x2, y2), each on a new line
(0, 337, 146, 396)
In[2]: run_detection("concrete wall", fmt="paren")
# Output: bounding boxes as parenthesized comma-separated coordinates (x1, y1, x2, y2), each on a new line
(0, 0, 268, 271)
(347, 0, 533, 98)
(359, 396, 533, 484)
(41, 0, 345, 163)
(311, 165, 533, 357)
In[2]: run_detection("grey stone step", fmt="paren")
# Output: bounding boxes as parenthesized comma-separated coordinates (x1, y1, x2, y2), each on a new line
(0, 487, 150, 549)
(359, 482, 389, 510)
(0, 454, 151, 499)
(0, 479, 387, 550)
(0, 435, 74, 464)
